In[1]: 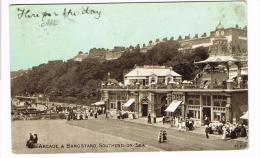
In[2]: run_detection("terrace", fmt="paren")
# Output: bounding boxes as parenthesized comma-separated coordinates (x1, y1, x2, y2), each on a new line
(101, 80, 247, 92)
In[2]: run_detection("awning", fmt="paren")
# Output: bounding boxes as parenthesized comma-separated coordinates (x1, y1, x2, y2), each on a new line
(122, 98, 135, 107)
(92, 101, 105, 106)
(165, 100, 182, 112)
(240, 111, 248, 120)
(195, 55, 238, 64)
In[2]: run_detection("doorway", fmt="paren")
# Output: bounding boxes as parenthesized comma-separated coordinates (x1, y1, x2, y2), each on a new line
(117, 101, 122, 111)
(142, 104, 148, 117)
(202, 107, 211, 121)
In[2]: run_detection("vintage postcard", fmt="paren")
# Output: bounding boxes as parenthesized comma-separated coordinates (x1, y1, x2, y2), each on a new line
(10, 1, 249, 154)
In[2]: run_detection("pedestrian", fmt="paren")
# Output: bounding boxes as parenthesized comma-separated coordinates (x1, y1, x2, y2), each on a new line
(178, 118, 182, 131)
(240, 124, 247, 137)
(204, 115, 209, 125)
(222, 126, 227, 140)
(170, 117, 174, 127)
(163, 130, 167, 142)
(148, 113, 151, 124)
(205, 125, 210, 139)
(158, 130, 163, 143)
(162, 116, 165, 124)
(26, 133, 34, 148)
(33, 134, 38, 144)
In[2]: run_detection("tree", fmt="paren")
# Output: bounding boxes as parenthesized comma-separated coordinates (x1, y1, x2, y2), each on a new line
(162, 37, 168, 41)
(136, 44, 140, 49)
(78, 51, 83, 55)
(201, 32, 207, 37)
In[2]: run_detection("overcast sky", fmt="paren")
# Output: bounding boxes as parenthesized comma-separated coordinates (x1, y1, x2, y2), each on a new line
(10, 1, 247, 71)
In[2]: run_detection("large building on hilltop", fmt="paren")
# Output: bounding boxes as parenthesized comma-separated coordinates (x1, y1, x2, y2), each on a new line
(179, 22, 247, 62)
(72, 23, 247, 63)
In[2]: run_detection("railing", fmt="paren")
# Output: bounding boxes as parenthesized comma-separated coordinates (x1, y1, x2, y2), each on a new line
(101, 82, 248, 90)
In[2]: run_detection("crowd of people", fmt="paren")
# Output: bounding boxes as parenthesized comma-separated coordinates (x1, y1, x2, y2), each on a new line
(203, 114, 248, 139)
(158, 130, 167, 143)
(26, 133, 38, 148)
(66, 106, 107, 120)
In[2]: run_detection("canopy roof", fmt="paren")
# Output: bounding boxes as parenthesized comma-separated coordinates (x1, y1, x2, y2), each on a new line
(165, 100, 182, 112)
(122, 98, 135, 107)
(195, 55, 238, 64)
(92, 101, 105, 106)
(240, 111, 248, 120)
(125, 66, 181, 77)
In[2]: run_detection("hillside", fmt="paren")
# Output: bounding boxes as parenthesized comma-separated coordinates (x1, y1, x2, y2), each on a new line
(11, 40, 208, 104)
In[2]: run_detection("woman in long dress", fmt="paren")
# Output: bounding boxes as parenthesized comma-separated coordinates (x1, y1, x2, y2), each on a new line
(158, 130, 163, 143)
(222, 126, 227, 140)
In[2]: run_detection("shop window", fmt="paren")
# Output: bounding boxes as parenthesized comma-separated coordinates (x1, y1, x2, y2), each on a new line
(213, 112, 226, 122)
(188, 110, 200, 119)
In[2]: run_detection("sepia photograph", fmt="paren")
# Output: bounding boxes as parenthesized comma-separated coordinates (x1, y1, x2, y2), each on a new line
(6, 0, 252, 155)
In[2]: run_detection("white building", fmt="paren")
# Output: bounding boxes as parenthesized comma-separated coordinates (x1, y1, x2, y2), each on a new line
(124, 65, 182, 86)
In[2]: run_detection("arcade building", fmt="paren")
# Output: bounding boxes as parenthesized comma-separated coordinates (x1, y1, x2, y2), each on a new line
(100, 59, 248, 126)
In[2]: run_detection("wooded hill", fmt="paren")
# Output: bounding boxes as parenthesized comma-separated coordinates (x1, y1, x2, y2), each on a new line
(11, 40, 208, 104)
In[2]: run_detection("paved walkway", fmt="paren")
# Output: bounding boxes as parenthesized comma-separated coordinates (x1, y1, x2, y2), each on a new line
(120, 117, 248, 143)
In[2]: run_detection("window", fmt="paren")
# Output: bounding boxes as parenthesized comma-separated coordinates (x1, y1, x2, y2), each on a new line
(145, 79, 149, 85)
(187, 106, 200, 119)
(213, 95, 227, 107)
(173, 94, 183, 101)
(194, 100, 200, 105)
(213, 112, 225, 121)
(117, 93, 127, 100)
(158, 76, 165, 84)
(188, 95, 200, 105)
(202, 95, 211, 106)
(151, 77, 156, 83)
(109, 93, 117, 100)
(110, 102, 116, 109)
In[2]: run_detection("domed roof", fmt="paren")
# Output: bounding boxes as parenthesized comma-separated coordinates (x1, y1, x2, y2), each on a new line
(216, 22, 224, 30)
